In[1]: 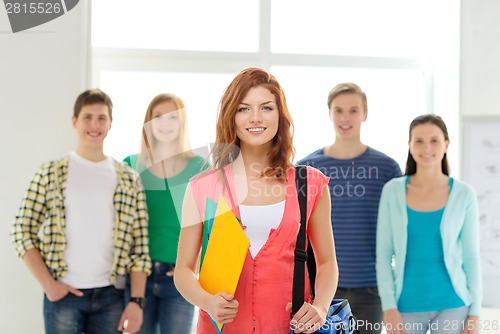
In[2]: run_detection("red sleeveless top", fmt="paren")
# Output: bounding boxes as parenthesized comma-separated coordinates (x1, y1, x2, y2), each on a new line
(190, 165, 328, 334)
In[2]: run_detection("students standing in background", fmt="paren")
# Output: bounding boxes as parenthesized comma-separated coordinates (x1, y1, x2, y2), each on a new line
(123, 93, 207, 334)
(11, 89, 151, 334)
(298, 82, 401, 334)
(377, 114, 481, 334)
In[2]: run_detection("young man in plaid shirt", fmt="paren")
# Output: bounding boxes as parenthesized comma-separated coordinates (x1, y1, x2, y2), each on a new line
(11, 89, 152, 334)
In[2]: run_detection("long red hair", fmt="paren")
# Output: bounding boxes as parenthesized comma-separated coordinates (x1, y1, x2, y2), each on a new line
(211, 67, 294, 179)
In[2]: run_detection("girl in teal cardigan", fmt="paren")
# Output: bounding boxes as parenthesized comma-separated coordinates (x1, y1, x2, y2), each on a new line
(376, 114, 481, 334)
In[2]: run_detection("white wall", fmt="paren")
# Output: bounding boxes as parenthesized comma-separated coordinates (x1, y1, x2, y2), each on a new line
(0, 3, 88, 332)
(461, 0, 500, 311)
(461, 0, 500, 116)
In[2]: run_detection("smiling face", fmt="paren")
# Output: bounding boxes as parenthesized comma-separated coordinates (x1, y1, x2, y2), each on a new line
(150, 101, 180, 144)
(72, 103, 111, 148)
(409, 122, 449, 169)
(329, 93, 367, 140)
(234, 85, 279, 151)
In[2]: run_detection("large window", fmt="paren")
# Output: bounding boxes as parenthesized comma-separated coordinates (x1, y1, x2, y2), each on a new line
(92, 0, 460, 175)
(92, 0, 259, 52)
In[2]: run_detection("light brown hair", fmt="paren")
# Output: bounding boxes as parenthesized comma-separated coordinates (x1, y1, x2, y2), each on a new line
(327, 82, 367, 113)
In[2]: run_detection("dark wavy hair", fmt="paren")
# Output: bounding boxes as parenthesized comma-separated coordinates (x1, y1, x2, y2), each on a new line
(405, 114, 449, 175)
(211, 67, 294, 180)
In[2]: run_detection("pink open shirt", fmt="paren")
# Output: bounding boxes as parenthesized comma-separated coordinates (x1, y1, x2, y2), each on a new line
(190, 165, 329, 333)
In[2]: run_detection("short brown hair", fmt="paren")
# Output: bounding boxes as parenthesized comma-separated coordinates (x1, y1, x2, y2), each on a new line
(327, 82, 367, 113)
(73, 89, 113, 119)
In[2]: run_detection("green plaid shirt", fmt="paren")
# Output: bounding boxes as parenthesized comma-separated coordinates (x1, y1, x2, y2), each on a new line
(11, 155, 152, 284)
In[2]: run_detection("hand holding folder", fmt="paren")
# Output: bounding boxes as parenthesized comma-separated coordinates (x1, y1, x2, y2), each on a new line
(199, 195, 250, 332)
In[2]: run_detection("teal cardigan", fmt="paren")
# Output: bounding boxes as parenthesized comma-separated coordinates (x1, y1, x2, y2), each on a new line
(376, 176, 482, 315)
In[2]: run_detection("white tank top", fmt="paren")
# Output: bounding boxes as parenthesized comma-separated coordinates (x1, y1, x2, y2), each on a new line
(239, 200, 285, 258)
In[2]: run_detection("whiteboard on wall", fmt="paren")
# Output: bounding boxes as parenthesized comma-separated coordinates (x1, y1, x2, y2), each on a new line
(462, 116, 500, 306)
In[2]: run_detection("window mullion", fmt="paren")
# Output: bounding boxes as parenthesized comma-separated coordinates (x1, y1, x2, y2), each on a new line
(259, 0, 272, 70)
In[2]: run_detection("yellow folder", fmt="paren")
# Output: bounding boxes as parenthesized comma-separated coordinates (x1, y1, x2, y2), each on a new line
(199, 195, 250, 331)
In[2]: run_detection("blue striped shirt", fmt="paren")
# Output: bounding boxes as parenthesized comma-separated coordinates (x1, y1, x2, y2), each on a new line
(298, 146, 401, 287)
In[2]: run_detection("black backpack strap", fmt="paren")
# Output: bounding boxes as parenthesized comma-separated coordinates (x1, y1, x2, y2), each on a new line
(292, 165, 308, 315)
(306, 228, 317, 299)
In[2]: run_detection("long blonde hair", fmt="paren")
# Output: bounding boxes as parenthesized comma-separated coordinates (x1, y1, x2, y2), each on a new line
(139, 93, 195, 166)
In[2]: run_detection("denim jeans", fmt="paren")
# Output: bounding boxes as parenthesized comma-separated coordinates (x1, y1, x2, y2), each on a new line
(334, 287, 383, 334)
(401, 306, 469, 334)
(44, 285, 124, 334)
(126, 261, 194, 334)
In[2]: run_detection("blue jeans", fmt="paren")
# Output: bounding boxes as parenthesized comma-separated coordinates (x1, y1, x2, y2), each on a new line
(401, 306, 469, 334)
(335, 287, 383, 334)
(126, 261, 194, 334)
(44, 285, 124, 334)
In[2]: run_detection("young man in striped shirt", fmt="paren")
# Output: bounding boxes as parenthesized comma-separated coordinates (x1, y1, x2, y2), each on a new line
(298, 83, 401, 334)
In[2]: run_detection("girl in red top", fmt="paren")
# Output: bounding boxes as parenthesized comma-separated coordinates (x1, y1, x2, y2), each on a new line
(174, 67, 338, 333)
